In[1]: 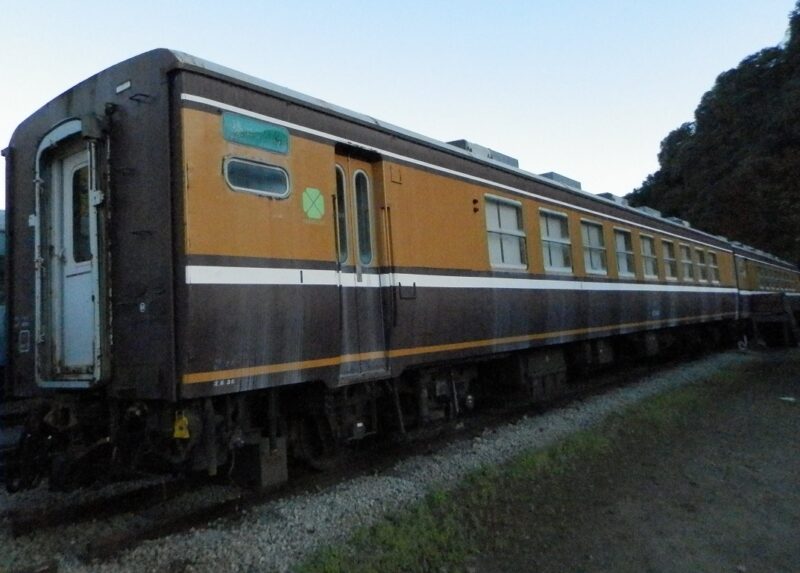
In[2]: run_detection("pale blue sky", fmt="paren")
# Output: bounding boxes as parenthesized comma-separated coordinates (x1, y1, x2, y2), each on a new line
(0, 1, 795, 205)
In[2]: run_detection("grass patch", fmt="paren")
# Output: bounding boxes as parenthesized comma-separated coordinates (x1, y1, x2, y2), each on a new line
(296, 490, 469, 573)
(298, 363, 752, 573)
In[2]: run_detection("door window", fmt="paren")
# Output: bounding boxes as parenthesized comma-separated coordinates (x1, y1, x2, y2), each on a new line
(354, 171, 373, 265)
(72, 165, 91, 263)
(335, 166, 349, 263)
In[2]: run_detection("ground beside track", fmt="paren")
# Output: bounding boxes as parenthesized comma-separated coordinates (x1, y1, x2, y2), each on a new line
(299, 349, 800, 573)
(1, 350, 792, 573)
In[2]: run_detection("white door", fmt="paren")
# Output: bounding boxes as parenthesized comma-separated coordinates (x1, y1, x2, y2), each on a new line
(50, 150, 96, 376)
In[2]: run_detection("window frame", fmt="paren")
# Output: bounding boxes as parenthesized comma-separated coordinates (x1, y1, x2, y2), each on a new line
(580, 219, 607, 276)
(640, 234, 658, 279)
(484, 194, 528, 270)
(708, 251, 720, 283)
(539, 208, 573, 274)
(695, 248, 708, 282)
(662, 239, 677, 280)
(679, 244, 694, 282)
(613, 228, 636, 278)
(223, 156, 291, 199)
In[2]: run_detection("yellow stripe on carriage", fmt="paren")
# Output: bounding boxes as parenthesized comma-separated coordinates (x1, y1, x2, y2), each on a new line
(181, 312, 736, 385)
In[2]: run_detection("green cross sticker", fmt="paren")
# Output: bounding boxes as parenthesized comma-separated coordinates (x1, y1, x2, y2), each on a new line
(302, 187, 325, 220)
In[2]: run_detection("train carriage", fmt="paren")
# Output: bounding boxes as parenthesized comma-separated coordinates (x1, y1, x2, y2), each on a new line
(733, 245, 800, 344)
(3, 49, 798, 490)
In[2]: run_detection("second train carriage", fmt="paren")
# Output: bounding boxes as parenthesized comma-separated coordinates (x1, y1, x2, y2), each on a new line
(3, 49, 799, 490)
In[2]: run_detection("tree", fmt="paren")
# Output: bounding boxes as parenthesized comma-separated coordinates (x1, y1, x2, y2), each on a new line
(627, 2, 800, 264)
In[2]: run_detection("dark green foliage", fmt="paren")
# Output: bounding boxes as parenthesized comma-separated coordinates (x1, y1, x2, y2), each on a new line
(628, 3, 800, 264)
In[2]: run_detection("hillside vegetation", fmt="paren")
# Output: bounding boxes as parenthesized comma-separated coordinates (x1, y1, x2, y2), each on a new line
(627, 3, 800, 265)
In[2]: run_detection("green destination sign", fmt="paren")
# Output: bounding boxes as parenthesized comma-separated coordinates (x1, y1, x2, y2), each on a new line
(222, 112, 289, 154)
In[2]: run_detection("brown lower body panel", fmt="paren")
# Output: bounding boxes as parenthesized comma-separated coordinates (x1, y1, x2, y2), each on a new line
(179, 281, 737, 399)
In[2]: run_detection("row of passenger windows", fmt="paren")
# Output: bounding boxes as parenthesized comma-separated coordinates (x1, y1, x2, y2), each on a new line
(485, 196, 721, 282)
(756, 267, 799, 291)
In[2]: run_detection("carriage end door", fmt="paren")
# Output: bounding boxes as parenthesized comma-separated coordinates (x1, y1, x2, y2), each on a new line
(38, 141, 104, 385)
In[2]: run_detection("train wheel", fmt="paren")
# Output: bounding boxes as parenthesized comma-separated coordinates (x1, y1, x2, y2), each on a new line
(290, 414, 339, 471)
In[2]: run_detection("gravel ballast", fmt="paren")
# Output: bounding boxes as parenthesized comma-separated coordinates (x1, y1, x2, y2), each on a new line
(0, 351, 758, 572)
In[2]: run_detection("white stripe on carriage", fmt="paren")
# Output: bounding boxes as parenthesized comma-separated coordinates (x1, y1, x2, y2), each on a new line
(185, 265, 737, 294)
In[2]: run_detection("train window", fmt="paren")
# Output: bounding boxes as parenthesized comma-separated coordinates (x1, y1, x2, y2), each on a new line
(696, 249, 708, 281)
(335, 166, 348, 263)
(640, 236, 658, 278)
(224, 158, 290, 198)
(614, 230, 635, 277)
(72, 165, 92, 263)
(581, 222, 607, 275)
(679, 245, 694, 281)
(485, 196, 527, 268)
(540, 210, 572, 273)
(662, 240, 677, 279)
(737, 259, 747, 285)
(708, 252, 720, 282)
(354, 171, 373, 265)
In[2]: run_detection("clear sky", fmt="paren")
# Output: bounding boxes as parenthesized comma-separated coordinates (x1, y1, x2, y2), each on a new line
(0, 0, 795, 206)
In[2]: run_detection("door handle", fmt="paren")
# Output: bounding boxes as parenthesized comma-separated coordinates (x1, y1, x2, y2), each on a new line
(398, 282, 417, 300)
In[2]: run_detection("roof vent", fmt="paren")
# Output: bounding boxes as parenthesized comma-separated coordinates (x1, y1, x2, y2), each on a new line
(539, 172, 582, 190)
(666, 216, 691, 228)
(636, 206, 662, 218)
(448, 139, 519, 168)
(597, 192, 628, 206)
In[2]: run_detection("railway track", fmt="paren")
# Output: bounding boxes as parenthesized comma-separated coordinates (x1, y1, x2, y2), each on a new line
(6, 478, 190, 537)
(83, 488, 276, 561)
(3, 354, 694, 569)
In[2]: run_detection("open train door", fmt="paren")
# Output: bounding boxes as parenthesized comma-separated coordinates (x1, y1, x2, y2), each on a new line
(333, 147, 390, 382)
(34, 120, 107, 387)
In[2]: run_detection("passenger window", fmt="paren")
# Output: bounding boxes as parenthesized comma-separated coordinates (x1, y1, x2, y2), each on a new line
(581, 221, 607, 275)
(696, 249, 708, 281)
(614, 230, 635, 277)
(335, 166, 348, 263)
(737, 259, 747, 284)
(540, 211, 572, 273)
(679, 245, 694, 281)
(354, 171, 372, 265)
(708, 252, 720, 282)
(662, 241, 677, 279)
(485, 196, 527, 268)
(224, 157, 289, 198)
(640, 236, 658, 278)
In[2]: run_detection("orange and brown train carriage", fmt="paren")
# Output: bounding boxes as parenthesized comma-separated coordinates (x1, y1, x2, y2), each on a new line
(3, 49, 799, 491)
